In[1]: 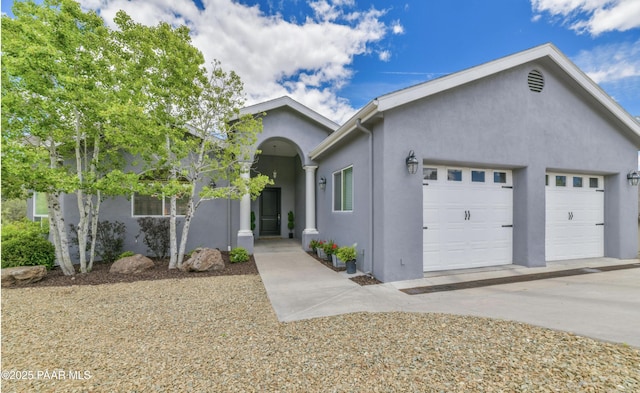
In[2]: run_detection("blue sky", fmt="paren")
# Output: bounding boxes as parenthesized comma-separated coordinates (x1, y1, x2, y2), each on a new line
(2, 0, 639, 124)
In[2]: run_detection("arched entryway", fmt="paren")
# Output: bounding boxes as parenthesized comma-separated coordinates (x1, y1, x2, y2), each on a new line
(253, 138, 305, 239)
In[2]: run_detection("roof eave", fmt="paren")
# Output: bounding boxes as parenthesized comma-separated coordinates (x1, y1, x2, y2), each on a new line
(309, 100, 379, 160)
(240, 96, 339, 132)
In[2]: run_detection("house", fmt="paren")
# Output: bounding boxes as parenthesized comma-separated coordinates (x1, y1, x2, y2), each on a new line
(29, 43, 640, 282)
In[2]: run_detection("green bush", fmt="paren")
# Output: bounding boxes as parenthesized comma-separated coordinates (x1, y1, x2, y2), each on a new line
(229, 247, 249, 263)
(70, 220, 126, 263)
(136, 217, 170, 260)
(1, 233, 55, 269)
(2, 219, 49, 242)
(118, 251, 135, 259)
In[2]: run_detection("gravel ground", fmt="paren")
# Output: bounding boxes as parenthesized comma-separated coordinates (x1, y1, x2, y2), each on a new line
(2, 275, 639, 392)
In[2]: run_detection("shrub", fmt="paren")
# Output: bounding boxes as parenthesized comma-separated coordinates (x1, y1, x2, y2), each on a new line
(136, 217, 170, 260)
(118, 251, 135, 259)
(70, 220, 126, 263)
(1, 225, 55, 269)
(336, 244, 358, 262)
(230, 247, 249, 263)
(2, 219, 49, 242)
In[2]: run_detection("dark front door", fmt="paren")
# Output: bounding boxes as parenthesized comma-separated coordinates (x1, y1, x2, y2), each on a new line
(260, 188, 281, 236)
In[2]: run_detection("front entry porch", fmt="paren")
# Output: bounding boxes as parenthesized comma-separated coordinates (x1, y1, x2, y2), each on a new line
(237, 138, 319, 254)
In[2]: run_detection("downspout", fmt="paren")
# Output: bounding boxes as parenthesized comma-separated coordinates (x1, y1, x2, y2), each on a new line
(356, 119, 374, 276)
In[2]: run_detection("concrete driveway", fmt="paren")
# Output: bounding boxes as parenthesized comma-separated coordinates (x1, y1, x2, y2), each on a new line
(254, 239, 640, 347)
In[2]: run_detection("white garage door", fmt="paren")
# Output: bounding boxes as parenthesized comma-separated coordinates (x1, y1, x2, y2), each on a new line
(545, 172, 604, 261)
(423, 166, 513, 272)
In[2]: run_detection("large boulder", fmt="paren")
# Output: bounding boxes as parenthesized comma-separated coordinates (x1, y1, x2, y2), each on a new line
(1, 265, 47, 287)
(180, 248, 224, 272)
(109, 254, 155, 274)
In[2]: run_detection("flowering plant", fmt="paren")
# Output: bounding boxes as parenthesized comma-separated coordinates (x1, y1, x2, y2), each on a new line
(322, 240, 338, 256)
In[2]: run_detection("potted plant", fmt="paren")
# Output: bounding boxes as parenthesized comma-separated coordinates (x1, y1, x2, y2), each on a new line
(322, 240, 337, 261)
(316, 240, 326, 259)
(287, 211, 294, 238)
(309, 239, 320, 253)
(331, 249, 346, 268)
(336, 244, 357, 274)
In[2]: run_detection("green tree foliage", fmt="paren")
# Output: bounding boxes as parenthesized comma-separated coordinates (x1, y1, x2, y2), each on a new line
(1, 199, 27, 222)
(2, 0, 269, 273)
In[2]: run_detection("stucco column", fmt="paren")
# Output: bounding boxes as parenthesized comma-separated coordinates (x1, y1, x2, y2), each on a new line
(302, 165, 319, 250)
(237, 162, 254, 254)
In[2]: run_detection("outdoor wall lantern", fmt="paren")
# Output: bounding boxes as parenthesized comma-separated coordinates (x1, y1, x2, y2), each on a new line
(627, 170, 640, 186)
(319, 177, 327, 190)
(272, 169, 278, 179)
(406, 150, 419, 175)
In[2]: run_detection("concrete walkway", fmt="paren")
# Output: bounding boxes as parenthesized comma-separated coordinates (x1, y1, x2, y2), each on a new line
(254, 239, 640, 347)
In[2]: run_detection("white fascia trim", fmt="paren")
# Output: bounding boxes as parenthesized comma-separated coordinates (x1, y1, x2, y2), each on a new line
(309, 100, 378, 160)
(240, 96, 339, 132)
(376, 43, 640, 138)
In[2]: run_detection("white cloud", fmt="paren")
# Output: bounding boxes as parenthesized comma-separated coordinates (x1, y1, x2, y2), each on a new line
(378, 50, 391, 62)
(531, 0, 640, 35)
(572, 39, 640, 84)
(391, 20, 404, 34)
(78, 0, 393, 123)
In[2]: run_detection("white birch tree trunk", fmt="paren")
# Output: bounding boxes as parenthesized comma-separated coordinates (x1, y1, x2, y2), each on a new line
(88, 192, 101, 271)
(176, 183, 197, 268)
(47, 192, 75, 275)
(168, 195, 178, 269)
(74, 108, 89, 273)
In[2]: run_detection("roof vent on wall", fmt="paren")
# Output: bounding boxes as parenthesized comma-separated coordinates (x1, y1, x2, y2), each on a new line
(527, 70, 544, 93)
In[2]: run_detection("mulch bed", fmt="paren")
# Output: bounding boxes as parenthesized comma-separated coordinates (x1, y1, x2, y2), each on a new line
(307, 251, 382, 286)
(6, 252, 258, 289)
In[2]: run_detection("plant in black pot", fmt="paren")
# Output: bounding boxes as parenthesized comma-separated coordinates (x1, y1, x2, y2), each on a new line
(336, 244, 357, 274)
(287, 211, 294, 238)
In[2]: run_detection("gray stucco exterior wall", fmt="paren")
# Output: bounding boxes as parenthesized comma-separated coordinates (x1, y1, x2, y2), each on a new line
(357, 61, 638, 281)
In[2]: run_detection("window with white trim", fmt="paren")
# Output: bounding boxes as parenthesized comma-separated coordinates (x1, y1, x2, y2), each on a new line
(333, 166, 353, 212)
(33, 192, 49, 217)
(132, 194, 189, 216)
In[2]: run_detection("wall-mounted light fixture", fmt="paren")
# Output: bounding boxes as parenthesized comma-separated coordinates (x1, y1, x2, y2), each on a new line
(319, 177, 326, 190)
(406, 150, 419, 175)
(627, 170, 640, 186)
(272, 169, 277, 179)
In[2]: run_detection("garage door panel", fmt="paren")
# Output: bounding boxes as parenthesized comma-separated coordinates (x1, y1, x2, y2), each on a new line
(423, 166, 513, 272)
(545, 172, 604, 261)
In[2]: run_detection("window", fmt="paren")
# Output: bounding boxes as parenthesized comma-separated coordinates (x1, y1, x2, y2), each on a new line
(423, 167, 438, 181)
(493, 172, 507, 183)
(573, 177, 583, 188)
(471, 170, 485, 182)
(556, 176, 566, 187)
(132, 194, 189, 216)
(447, 169, 462, 181)
(34, 192, 49, 217)
(589, 178, 599, 188)
(545, 175, 549, 186)
(333, 166, 353, 212)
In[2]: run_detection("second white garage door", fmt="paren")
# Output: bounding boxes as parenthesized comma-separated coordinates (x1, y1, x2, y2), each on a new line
(423, 166, 513, 272)
(545, 172, 604, 261)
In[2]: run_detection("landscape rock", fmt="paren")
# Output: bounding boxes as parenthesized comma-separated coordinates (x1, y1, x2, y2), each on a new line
(109, 254, 155, 274)
(180, 248, 224, 272)
(1, 265, 47, 287)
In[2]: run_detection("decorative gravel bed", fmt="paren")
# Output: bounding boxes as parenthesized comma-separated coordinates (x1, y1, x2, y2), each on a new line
(2, 275, 638, 392)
